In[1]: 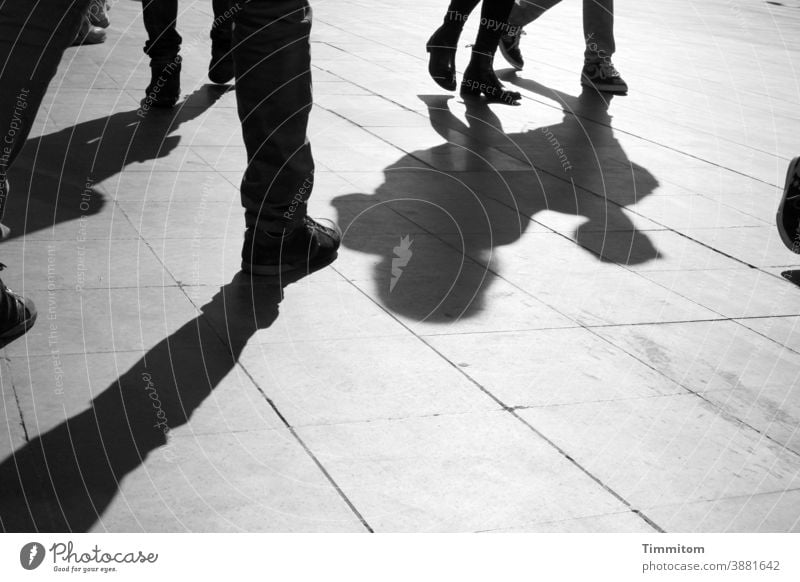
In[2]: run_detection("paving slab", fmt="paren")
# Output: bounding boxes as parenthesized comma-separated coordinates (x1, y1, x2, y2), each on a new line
(297, 412, 635, 532)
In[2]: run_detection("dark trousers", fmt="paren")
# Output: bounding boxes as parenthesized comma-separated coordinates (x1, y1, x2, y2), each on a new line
(508, 0, 616, 61)
(142, 0, 233, 62)
(441, 0, 517, 56)
(233, 0, 314, 233)
(0, 0, 90, 214)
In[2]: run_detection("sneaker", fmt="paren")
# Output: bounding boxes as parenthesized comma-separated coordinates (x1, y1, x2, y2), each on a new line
(141, 56, 182, 110)
(498, 31, 525, 71)
(208, 39, 234, 84)
(581, 60, 628, 94)
(241, 216, 341, 276)
(0, 265, 36, 349)
(777, 156, 800, 254)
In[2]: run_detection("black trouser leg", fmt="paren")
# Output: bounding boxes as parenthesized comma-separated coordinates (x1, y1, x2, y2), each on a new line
(0, 0, 90, 215)
(233, 0, 314, 233)
(142, 0, 181, 62)
(473, 0, 517, 55)
(211, 0, 233, 47)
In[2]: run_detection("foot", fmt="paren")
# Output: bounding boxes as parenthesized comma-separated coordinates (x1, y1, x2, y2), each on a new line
(426, 24, 460, 91)
(460, 54, 521, 105)
(498, 31, 525, 71)
(208, 38, 234, 84)
(141, 56, 182, 110)
(581, 60, 628, 94)
(72, 17, 106, 46)
(87, 0, 109, 28)
(241, 216, 341, 276)
(777, 156, 800, 253)
(0, 266, 36, 350)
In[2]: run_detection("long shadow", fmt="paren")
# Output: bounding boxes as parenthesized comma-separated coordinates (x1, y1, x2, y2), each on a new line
(332, 82, 660, 322)
(2, 85, 230, 241)
(0, 272, 294, 532)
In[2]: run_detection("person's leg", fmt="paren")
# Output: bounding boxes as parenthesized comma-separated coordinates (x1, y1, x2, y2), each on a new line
(0, 0, 89, 341)
(0, 0, 89, 195)
(208, 0, 234, 83)
(426, 0, 481, 90)
(460, 0, 521, 104)
(472, 0, 518, 55)
(581, 0, 627, 93)
(499, 0, 562, 70)
(233, 0, 339, 275)
(142, 0, 181, 62)
(141, 0, 182, 107)
(508, 0, 563, 29)
(583, 0, 615, 62)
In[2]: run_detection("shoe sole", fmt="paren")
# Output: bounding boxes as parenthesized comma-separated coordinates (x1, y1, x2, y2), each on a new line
(581, 79, 628, 94)
(242, 251, 338, 277)
(776, 156, 800, 254)
(498, 40, 523, 71)
(0, 311, 37, 350)
(208, 72, 234, 85)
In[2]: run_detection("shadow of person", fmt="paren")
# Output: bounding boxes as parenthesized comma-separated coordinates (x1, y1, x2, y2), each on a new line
(332, 85, 660, 323)
(0, 270, 302, 532)
(1, 85, 231, 241)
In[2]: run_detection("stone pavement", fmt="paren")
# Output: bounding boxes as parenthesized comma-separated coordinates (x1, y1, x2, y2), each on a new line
(1, 0, 799, 532)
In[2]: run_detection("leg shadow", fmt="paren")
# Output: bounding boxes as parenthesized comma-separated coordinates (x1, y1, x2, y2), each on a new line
(0, 269, 303, 532)
(2, 85, 231, 242)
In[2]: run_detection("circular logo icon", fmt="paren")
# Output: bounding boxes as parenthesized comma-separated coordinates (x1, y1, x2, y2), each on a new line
(20, 542, 45, 570)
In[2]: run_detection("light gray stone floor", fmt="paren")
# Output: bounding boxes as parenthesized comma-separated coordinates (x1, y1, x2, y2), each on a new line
(1, 0, 799, 532)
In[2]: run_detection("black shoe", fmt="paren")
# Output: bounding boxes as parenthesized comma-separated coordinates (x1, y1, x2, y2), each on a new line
(777, 156, 800, 254)
(241, 216, 341, 276)
(208, 39, 234, 84)
(71, 16, 106, 46)
(498, 31, 525, 71)
(426, 24, 460, 91)
(581, 60, 628, 94)
(141, 56, 182, 110)
(0, 265, 36, 349)
(460, 53, 521, 105)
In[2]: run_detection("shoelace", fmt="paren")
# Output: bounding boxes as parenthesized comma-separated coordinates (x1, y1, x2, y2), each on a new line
(507, 30, 525, 48)
(596, 62, 621, 78)
(304, 216, 340, 239)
